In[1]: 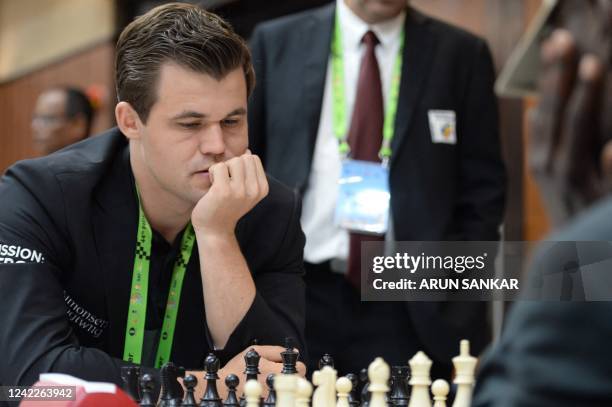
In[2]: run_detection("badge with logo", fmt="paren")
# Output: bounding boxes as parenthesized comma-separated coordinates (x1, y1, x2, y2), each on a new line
(428, 110, 457, 144)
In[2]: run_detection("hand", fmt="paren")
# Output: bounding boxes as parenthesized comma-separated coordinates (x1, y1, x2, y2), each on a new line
(528, 28, 612, 226)
(184, 345, 306, 400)
(191, 152, 269, 237)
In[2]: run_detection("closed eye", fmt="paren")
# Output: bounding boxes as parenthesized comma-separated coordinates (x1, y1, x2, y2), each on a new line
(178, 122, 202, 129)
(222, 118, 241, 127)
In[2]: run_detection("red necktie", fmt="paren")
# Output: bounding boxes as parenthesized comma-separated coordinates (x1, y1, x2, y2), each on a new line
(346, 31, 385, 289)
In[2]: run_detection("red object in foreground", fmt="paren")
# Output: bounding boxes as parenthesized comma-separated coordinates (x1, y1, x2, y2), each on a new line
(19, 374, 137, 407)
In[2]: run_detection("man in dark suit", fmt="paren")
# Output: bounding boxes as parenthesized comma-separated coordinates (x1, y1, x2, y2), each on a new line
(248, 0, 506, 376)
(0, 3, 305, 399)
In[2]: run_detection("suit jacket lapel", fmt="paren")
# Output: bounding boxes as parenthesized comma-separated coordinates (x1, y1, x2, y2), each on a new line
(91, 145, 139, 357)
(390, 9, 436, 169)
(300, 4, 335, 188)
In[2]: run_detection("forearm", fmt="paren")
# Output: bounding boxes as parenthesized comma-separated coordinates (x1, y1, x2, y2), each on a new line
(196, 231, 256, 349)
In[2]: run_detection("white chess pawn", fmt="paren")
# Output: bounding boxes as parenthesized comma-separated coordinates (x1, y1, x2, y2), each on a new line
(452, 340, 477, 407)
(431, 379, 449, 407)
(368, 357, 390, 407)
(312, 366, 337, 407)
(296, 377, 313, 407)
(336, 377, 352, 407)
(245, 379, 263, 407)
(408, 351, 432, 407)
(274, 374, 298, 407)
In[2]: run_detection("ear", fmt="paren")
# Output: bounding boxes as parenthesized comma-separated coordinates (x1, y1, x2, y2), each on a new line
(115, 101, 143, 140)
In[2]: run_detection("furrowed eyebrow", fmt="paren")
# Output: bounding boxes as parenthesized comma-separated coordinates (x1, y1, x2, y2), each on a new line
(171, 111, 207, 121)
(225, 108, 247, 117)
(171, 108, 246, 121)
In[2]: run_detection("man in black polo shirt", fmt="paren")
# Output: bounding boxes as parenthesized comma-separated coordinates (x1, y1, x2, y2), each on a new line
(0, 2, 306, 394)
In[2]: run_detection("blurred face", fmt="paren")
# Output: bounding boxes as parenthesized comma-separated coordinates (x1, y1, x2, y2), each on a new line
(131, 63, 248, 207)
(345, 0, 407, 24)
(31, 90, 84, 154)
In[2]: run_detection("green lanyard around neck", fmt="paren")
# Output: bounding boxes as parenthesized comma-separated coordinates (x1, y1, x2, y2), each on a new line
(123, 193, 196, 368)
(331, 12, 405, 164)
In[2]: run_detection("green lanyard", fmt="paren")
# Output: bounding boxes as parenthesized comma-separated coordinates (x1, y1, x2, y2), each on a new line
(331, 13, 405, 164)
(123, 196, 196, 368)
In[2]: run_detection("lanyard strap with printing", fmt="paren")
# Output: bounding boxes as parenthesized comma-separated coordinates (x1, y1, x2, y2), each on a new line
(331, 13, 405, 163)
(123, 196, 196, 368)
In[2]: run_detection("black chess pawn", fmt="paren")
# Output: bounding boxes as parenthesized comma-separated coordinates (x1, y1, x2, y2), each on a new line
(200, 353, 223, 407)
(183, 374, 199, 407)
(281, 337, 299, 374)
(244, 348, 261, 380)
(359, 368, 370, 407)
(346, 373, 360, 407)
(262, 374, 276, 407)
(240, 348, 261, 407)
(318, 353, 335, 370)
(121, 365, 141, 402)
(389, 366, 410, 407)
(160, 362, 186, 407)
(223, 374, 240, 407)
(139, 373, 156, 407)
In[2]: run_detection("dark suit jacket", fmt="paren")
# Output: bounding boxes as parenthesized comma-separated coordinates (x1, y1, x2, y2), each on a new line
(0, 128, 306, 387)
(247, 4, 506, 364)
(474, 197, 612, 407)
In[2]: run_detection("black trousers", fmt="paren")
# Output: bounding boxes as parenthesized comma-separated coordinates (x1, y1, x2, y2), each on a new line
(304, 261, 423, 378)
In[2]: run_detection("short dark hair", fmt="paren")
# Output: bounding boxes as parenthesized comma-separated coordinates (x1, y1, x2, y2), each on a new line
(115, 2, 255, 123)
(64, 87, 95, 137)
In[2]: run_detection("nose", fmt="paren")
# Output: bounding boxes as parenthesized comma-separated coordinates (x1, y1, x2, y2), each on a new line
(198, 124, 226, 157)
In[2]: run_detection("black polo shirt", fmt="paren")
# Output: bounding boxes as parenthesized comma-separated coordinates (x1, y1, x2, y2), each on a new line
(0, 127, 306, 388)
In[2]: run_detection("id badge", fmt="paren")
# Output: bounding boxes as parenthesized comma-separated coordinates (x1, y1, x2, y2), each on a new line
(335, 159, 390, 235)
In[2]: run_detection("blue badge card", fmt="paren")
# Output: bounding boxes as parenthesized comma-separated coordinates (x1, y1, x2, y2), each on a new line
(335, 159, 390, 235)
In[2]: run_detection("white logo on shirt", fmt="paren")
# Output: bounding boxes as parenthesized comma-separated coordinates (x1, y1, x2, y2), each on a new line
(64, 292, 109, 338)
(0, 243, 45, 264)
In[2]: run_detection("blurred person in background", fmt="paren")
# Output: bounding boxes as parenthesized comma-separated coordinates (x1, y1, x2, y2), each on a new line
(475, 1, 612, 405)
(31, 86, 95, 155)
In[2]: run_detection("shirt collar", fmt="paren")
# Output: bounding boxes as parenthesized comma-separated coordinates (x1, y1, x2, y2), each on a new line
(336, 0, 406, 51)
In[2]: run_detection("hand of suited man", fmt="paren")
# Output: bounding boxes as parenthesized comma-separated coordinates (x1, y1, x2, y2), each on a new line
(528, 18, 612, 226)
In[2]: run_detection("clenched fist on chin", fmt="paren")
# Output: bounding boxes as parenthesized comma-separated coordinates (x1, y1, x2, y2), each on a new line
(191, 151, 269, 237)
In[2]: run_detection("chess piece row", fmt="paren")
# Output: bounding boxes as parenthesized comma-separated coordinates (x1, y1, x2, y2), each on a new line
(121, 338, 476, 407)
(121, 337, 300, 406)
(245, 343, 472, 407)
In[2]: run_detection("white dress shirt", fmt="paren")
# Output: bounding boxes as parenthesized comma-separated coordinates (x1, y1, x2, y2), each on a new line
(301, 0, 406, 265)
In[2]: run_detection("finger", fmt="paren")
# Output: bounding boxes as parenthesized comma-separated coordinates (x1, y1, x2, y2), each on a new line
(601, 140, 612, 173)
(243, 155, 260, 200)
(258, 358, 284, 374)
(251, 345, 285, 362)
(534, 29, 578, 169)
(562, 54, 605, 203)
(252, 155, 269, 198)
(562, 55, 604, 169)
(529, 42, 558, 175)
(209, 162, 230, 187)
(600, 140, 612, 191)
(599, 67, 612, 146)
(296, 361, 307, 377)
(226, 156, 246, 189)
